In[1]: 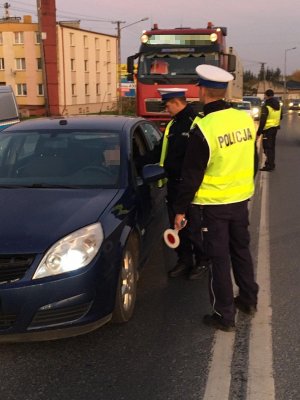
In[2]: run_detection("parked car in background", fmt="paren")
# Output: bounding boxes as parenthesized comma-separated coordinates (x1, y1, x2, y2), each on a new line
(243, 96, 262, 120)
(230, 100, 253, 118)
(0, 116, 167, 342)
(0, 85, 20, 130)
(288, 99, 300, 110)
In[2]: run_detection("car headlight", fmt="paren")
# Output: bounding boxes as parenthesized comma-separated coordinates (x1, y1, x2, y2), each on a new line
(252, 107, 259, 114)
(33, 223, 104, 280)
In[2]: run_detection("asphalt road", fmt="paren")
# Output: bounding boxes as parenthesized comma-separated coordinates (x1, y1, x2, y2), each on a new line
(0, 112, 299, 400)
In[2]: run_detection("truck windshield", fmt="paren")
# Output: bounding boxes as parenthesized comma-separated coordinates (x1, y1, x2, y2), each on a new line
(138, 53, 219, 79)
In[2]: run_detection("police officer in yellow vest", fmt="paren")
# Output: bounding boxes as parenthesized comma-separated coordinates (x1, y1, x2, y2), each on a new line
(257, 89, 282, 171)
(158, 88, 210, 280)
(173, 65, 259, 332)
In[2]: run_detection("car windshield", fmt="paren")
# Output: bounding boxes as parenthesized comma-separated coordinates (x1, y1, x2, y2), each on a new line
(243, 97, 261, 106)
(0, 130, 121, 188)
(231, 102, 251, 110)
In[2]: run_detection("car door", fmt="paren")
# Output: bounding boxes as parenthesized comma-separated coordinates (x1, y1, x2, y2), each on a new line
(131, 122, 167, 261)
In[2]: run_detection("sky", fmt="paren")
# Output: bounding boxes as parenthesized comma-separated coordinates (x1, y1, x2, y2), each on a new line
(6, 0, 300, 76)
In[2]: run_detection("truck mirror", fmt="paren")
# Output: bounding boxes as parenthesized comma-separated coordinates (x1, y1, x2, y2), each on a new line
(127, 56, 134, 74)
(227, 54, 236, 73)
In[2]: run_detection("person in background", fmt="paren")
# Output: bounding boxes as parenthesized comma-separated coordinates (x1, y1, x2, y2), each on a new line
(173, 65, 259, 331)
(257, 89, 282, 171)
(158, 88, 210, 280)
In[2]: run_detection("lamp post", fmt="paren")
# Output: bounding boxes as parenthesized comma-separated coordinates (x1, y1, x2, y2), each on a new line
(284, 47, 296, 106)
(113, 17, 149, 115)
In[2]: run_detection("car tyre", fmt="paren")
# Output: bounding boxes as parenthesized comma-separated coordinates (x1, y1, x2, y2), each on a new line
(112, 236, 138, 323)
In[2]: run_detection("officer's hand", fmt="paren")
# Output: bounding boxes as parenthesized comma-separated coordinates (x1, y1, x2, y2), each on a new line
(174, 214, 187, 231)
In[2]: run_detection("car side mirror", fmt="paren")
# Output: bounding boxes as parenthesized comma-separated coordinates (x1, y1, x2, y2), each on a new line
(141, 164, 165, 183)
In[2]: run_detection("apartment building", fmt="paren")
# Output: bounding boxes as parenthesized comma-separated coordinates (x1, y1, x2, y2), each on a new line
(0, 14, 118, 116)
(57, 22, 117, 115)
(0, 15, 44, 116)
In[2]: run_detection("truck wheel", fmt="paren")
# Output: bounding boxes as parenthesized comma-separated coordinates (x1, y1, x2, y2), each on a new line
(112, 237, 138, 323)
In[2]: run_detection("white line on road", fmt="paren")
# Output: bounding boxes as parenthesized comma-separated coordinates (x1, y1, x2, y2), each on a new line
(202, 330, 235, 400)
(247, 173, 275, 399)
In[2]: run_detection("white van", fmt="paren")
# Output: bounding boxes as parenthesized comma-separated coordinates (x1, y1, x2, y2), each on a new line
(0, 85, 20, 131)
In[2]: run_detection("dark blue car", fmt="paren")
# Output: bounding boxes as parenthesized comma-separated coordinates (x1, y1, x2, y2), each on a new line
(0, 116, 166, 341)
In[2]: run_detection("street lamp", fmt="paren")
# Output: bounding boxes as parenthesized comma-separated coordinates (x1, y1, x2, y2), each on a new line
(113, 17, 149, 115)
(284, 46, 296, 106)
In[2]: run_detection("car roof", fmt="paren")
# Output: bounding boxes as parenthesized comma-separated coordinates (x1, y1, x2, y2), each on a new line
(3, 115, 145, 133)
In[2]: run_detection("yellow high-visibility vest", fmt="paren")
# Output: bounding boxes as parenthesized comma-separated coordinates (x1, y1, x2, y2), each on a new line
(191, 109, 256, 205)
(158, 119, 174, 187)
(264, 105, 281, 130)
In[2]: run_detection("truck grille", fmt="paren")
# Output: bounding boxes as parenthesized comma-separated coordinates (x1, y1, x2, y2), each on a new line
(0, 255, 34, 283)
(145, 99, 203, 114)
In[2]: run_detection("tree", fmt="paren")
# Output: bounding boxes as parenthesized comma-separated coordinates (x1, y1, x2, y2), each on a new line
(291, 70, 300, 82)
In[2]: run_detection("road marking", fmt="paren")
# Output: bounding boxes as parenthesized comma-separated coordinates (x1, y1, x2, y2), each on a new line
(202, 192, 255, 400)
(247, 173, 275, 399)
(202, 331, 235, 400)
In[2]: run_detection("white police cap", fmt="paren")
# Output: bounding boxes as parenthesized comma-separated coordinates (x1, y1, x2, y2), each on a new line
(195, 65, 234, 88)
(157, 88, 188, 101)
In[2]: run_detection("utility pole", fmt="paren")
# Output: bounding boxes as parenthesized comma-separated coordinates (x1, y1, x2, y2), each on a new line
(112, 20, 125, 115)
(258, 62, 266, 94)
(112, 17, 149, 115)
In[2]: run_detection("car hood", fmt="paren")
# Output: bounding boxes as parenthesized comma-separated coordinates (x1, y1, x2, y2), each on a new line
(0, 188, 119, 253)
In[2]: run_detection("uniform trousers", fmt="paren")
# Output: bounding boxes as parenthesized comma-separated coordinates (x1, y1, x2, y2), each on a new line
(262, 127, 278, 169)
(167, 181, 208, 267)
(199, 200, 259, 323)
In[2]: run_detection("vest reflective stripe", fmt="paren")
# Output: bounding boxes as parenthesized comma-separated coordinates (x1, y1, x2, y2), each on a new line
(159, 119, 173, 167)
(264, 106, 281, 130)
(158, 120, 173, 187)
(191, 109, 255, 205)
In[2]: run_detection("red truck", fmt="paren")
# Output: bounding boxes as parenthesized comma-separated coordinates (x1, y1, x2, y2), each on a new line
(127, 22, 243, 130)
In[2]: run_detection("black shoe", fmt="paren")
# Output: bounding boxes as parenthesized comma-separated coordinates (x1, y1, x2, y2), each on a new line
(234, 296, 257, 316)
(260, 166, 274, 172)
(203, 313, 235, 332)
(188, 264, 208, 280)
(168, 262, 189, 278)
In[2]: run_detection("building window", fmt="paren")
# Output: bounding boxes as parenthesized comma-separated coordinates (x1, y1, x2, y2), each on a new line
(84, 60, 88, 72)
(70, 33, 75, 46)
(96, 83, 100, 95)
(15, 58, 26, 70)
(14, 32, 24, 44)
(35, 32, 41, 44)
(37, 84, 44, 96)
(95, 37, 99, 49)
(0, 33, 3, 45)
(85, 84, 89, 95)
(0, 58, 4, 70)
(37, 58, 42, 70)
(16, 83, 27, 96)
(107, 72, 111, 84)
(70, 58, 75, 71)
(106, 39, 111, 50)
(96, 61, 100, 72)
(84, 35, 88, 48)
(71, 84, 76, 96)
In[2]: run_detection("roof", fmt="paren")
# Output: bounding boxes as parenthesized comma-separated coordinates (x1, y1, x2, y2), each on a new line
(3, 115, 144, 133)
(287, 80, 300, 90)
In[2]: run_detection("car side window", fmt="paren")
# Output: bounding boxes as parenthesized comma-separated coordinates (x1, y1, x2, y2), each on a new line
(132, 128, 148, 176)
(140, 123, 162, 151)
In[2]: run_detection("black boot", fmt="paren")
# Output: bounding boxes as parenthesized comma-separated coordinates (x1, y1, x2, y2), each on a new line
(168, 261, 189, 278)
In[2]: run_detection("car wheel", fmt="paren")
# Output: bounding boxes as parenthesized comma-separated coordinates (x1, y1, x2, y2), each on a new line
(112, 236, 138, 323)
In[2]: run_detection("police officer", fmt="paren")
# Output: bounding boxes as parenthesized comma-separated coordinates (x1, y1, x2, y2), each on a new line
(257, 89, 282, 171)
(158, 88, 209, 280)
(173, 65, 259, 331)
